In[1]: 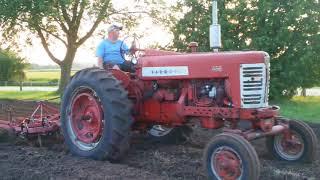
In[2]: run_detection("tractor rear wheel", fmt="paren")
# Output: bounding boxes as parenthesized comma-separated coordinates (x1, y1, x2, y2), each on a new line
(203, 133, 260, 180)
(266, 120, 317, 163)
(60, 68, 132, 161)
(147, 125, 192, 144)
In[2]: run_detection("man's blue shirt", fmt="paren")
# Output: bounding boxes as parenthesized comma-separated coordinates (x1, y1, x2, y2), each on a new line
(96, 39, 129, 64)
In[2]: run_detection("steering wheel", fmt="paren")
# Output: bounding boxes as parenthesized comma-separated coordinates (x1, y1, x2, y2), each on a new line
(120, 34, 143, 64)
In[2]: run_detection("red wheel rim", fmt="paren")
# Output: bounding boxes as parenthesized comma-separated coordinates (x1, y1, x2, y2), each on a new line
(70, 90, 103, 144)
(274, 130, 304, 160)
(211, 147, 242, 180)
(281, 132, 303, 154)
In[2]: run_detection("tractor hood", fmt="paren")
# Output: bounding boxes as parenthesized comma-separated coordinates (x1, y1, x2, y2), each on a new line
(137, 51, 269, 80)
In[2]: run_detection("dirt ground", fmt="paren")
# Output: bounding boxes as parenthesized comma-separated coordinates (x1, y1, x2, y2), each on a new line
(0, 100, 319, 180)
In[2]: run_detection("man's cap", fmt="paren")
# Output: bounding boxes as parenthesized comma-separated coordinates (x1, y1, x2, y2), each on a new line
(108, 24, 123, 33)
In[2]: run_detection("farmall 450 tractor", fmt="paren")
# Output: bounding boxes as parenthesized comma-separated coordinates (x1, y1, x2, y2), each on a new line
(60, 1, 317, 180)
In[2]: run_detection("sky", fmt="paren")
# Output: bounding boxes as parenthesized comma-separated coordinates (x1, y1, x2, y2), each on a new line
(17, 0, 178, 67)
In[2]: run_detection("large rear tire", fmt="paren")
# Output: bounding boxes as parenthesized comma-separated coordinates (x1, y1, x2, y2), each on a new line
(61, 68, 133, 161)
(203, 133, 260, 180)
(266, 120, 317, 163)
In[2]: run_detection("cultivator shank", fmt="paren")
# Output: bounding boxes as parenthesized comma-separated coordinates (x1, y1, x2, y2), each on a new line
(0, 100, 60, 138)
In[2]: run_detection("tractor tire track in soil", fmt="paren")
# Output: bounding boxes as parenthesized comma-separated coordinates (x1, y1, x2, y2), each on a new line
(0, 100, 319, 180)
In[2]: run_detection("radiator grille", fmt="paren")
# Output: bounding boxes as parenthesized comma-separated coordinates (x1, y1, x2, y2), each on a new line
(240, 63, 268, 108)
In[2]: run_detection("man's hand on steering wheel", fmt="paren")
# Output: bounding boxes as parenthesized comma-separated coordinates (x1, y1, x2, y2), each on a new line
(120, 34, 142, 62)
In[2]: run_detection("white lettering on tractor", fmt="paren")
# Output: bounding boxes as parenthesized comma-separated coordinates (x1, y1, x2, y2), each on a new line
(212, 66, 222, 72)
(142, 66, 189, 77)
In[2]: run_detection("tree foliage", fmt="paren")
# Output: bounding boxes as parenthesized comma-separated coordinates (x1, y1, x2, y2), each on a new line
(0, 49, 28, 82)
(170, 0, 320, 98)
(0, 0, 122, 92)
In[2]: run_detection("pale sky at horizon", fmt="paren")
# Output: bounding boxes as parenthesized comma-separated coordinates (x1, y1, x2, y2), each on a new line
(15, 0, 179, 67)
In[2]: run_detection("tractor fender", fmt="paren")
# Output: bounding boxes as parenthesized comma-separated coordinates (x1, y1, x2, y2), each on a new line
(110, 69, 130, 88)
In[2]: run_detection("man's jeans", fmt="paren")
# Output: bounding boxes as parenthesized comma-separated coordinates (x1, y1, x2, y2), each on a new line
(103, 61, 135, 72)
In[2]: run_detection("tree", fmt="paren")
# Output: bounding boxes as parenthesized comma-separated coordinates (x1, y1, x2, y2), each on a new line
(0, 49, 28, 84)
(0, 56, 14, 82)
(0, 0, 125, 92)
(170, 0, 320, 98)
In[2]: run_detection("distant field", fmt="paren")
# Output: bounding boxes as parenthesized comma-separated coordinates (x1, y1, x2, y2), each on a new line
(273, 96, 320, 123)
(26, 70, 77, 82)
(0, 91, 59, 102)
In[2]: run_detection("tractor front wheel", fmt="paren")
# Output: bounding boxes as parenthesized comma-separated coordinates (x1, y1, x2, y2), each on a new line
(203, 133, 260, 180)
(60, 68, 132, 161)
(266, 120, 317, 163)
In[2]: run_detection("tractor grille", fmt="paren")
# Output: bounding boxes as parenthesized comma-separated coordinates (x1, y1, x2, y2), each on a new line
(240, 63, 268, 108)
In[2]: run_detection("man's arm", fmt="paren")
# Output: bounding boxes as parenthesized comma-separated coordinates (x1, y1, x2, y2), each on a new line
(96, 40, 105, 68)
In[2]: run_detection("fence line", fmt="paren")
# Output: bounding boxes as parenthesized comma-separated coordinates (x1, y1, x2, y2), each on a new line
(0, 81, 58, 87)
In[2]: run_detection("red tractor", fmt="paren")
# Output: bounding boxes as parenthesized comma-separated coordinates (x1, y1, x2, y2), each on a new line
(60, 47, 317, 179)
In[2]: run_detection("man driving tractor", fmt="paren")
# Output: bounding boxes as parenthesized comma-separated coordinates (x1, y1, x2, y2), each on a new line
(96, 24, 135, 72)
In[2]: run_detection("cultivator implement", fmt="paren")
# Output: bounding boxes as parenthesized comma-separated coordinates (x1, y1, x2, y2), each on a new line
(0, 98, 60, 139)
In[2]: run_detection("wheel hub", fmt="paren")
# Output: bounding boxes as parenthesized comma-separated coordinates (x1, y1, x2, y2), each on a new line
(212, 147, 242, 180)
(71, 92, 103, 144)
(273, 128, 305, 161)
(280, 131, 304, 156)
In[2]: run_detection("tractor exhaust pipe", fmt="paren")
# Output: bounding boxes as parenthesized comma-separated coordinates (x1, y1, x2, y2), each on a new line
(210, 0, 222, 52)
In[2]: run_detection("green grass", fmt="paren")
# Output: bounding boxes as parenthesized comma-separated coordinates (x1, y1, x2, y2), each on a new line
(26, 70, 77, 82)
(0, 91, 60, 102)
(272, 96, 320, 123)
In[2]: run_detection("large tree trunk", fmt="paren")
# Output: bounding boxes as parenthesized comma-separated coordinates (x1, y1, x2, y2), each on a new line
(58, 48, 77, 93)
(58, 62, 72, 93)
